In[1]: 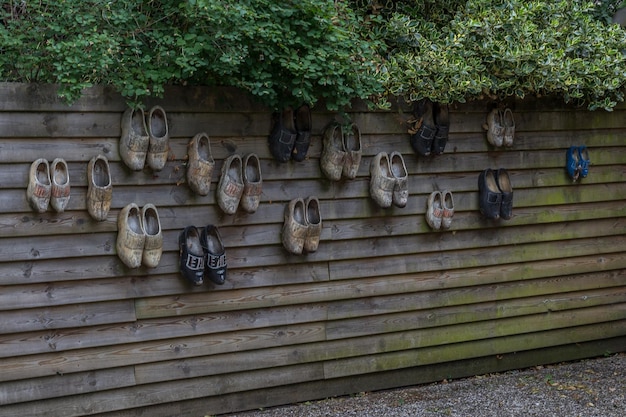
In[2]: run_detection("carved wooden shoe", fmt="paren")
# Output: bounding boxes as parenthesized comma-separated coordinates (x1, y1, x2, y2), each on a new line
(478, 168, 502, 220)
(146, 105, 169, 171)
(50, 158, 70, 213)
(304, 196, 322, 253)
(87, 155, 113, 221)
(27, 158, 51, 213)
(141, 204, 162, 268)
(433, 103, 450, 155)
(120, 107, 149, 171)
(342, 123, 362, 180)
(426, 191, 443, 230)
(496, 168, 513, 220)
(389, 151, 408, 208)
(179, 225, 205, 286)
(282, 198, 308, 255)
(292, 104, 312, 162)
(116, 203, 146, 269)
(268, 107, 297, 163)
(441, 190, 454, 230)
(410, 99, 436, 157)
(241, 153, 262, 214)
(320, 122, 346, 181)
(485, 108, 504, 147)
(201, 225, 227, 285)
(502, 108, 515, 148)
(369, 152, 395, 208)
(217, 154, 244, 215)
(186, 133, 215, 196)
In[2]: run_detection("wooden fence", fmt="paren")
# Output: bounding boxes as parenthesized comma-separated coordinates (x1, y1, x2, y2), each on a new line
(0, 83, 625, 416)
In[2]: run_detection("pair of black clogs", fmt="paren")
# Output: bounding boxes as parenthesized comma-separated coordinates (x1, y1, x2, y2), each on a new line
(179, 225, 227, 286)
(478, 168, 513, 220)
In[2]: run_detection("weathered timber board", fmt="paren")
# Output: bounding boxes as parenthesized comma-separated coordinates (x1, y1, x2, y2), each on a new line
(134, 289, 626, 384)
(0, 323, 325, 383)
(0, 367, 136, 406)
(323, 320, 626, 379)
(0, 299, 135, 334)
(0, 363, 325, 417)
(95, 337, 626, 417)
(0, 304, 327, 359)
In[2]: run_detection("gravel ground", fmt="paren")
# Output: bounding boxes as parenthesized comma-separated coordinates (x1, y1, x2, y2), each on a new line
(221, 353, 625, 417)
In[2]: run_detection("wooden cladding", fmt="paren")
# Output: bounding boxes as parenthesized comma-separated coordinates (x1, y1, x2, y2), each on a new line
(0, 83, 625, 416)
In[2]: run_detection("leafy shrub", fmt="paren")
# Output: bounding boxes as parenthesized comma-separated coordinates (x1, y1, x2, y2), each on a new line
(0, 0, 384, 110)
(359, 0, 626, 110)
(2, 0, 626, 110)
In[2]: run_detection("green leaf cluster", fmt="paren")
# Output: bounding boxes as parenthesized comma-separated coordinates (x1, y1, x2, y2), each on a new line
(2, 1, 626, 110)
(0, 0, 383, 110)
(359, 0, 626, 110)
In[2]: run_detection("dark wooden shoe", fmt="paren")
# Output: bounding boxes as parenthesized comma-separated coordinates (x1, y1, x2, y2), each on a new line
(179, 226, 205, 286)
(268, 107, 297, 163)
(201, 225, 227, 285)
(478, 168, 502, 220)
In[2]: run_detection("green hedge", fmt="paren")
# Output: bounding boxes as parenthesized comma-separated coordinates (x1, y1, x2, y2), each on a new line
(1, 0, 625, 110)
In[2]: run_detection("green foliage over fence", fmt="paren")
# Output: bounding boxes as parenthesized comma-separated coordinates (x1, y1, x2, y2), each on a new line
(1, 0, 626, 110)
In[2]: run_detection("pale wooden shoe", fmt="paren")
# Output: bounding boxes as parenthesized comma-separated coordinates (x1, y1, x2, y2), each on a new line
(141, 204, 162, 268)
(304, 196, 322, 253)
(282, 198, 308, 255)
(320, 122, 346, 181)
(502, 108, 515, 147)
(87, 155, 113, 221)
(50, 158, 70, 213)
(217, 154, 244, 215)
(241, 153, 262, 214)
(389, 151, 408, 208)
(26, 158, 51, 213)
(369, 152, 395, 208)
(120, 107, 149, 171)
(426, 191, 443, 230)
(485, 108, 504, 147)
(116, 203, 146, 269)
(186, 133, 215, 196)
(342, 123, 362, 180)
(441, 190, 454, 230)
(146, 105, 169, 171)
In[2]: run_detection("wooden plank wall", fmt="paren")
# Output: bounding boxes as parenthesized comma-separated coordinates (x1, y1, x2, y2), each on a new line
(0, 83, 625, 416)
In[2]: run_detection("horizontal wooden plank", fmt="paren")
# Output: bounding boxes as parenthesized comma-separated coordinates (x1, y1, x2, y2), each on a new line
(134, 287, 626, 384)
(0, 304, 327, 359)
(0, 300, 135, 335)
(0, 231, 623, 316)
(0, 363, 325, 417)
(0, 83, 269, 113)
(326, 288, 626, 340)
(5, 207, 624, 264)
(134, 266, 625, 321)
(0, 367, 135, 406)
(328, 234, 626, 280)
(96, 336, 626, 417)
(5, 82, 625, 114)
(323, 319, 626, 379)
(0, 323, 325, 383)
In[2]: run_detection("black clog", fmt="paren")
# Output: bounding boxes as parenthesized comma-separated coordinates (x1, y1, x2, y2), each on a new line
(292, 104, 312, 162)
(410, 99, 436, 157)
(201, 225, 227, 285)
(268, 107, 297, 163)
(432, 103, 449, 155)
(478, 169, 502, 220)
(496, 168, 513, 220)
(179, 226, 205, 286)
